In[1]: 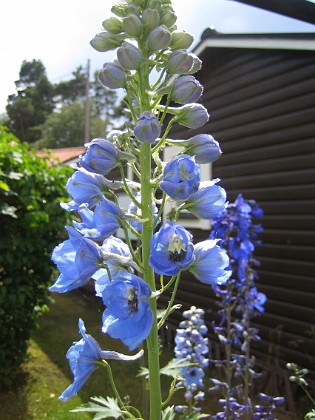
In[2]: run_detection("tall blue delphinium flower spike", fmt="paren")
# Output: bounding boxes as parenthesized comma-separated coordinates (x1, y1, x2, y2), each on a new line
(59, 319, 144, 401)
(208, 194, 284, 418)
(49, 0, 232, 416)
(174, 306, 209, 416)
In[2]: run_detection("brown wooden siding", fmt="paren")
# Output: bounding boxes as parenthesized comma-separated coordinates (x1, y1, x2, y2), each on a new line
(164, 47, 315, 382)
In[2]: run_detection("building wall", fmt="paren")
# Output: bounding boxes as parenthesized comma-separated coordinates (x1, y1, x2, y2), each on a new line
(164, 46, 315, 379)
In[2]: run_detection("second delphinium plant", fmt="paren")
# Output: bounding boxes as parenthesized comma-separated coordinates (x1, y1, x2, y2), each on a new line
(48, 0, 231, 418)
(209, 195, 284, 418)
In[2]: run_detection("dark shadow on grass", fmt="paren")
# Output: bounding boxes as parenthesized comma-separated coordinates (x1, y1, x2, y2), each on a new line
(0, 370, 30, 420)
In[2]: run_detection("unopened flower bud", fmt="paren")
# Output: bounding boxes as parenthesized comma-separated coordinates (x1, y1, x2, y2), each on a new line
(90, 32, 125, 52)
(170, 30, 194, 50)
(117, 42, 142, 70)
(160, 10, 177, 28)
(148, 0, 162, 10)
(171, 75, 203, 104)
(175, 104, 209, 129)
(125, 3, 141, 16)
(134, 112, 161, 143)
(133, 0, 145, 6)
(80, 139, 119, 175)
(167, 50, 193, 74)
(187, 54, 202, 74)
(183, 134, 222, 164)
(111, 4, 126, 17)
(102, 17, 123, 34)
(123, 14, 142, 37)
(142, 8, 160, 30)
(148, 25, 171, 52)
(99, 62, 125, 89)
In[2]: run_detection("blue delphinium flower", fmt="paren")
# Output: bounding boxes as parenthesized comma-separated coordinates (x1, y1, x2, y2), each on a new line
(174, 306, 209, 415)
(189, 239, 231, 285)
(61, 167, 116, 211)
(149, 221, 194, 276)
(73, 199, 123, 240)
(184, 179, 227, 220)
(59, 318, 143, 401)
(102, 272, 153, 351)
(49, 227, 102, 293)
(80, 138, 119, 175)
(160, 154, 200, 201)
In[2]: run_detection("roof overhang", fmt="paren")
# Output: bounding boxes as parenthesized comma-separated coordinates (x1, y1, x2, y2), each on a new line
(230, 0, 315, 25)
(194, 29, 315, 55)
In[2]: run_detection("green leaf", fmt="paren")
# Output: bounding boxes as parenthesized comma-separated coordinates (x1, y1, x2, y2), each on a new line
(137, 366, 149, 379)
(71, 396, 124, 419)
(305, 409, 315, 420)
(162, 406, 176, 420)
(160, 358, 191, 379)
(0, 180, 10, 191)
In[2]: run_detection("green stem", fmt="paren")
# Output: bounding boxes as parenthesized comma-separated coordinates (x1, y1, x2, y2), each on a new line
(158, 272, 181, 329)
(140, 142, 162, 420)
(119, 164, 142, 208)
(102, 360, 135, 419)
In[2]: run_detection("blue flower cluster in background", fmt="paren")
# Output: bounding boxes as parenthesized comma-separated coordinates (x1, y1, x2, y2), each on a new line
(207, 194, 284, 418)
(174, 306, 209, 416)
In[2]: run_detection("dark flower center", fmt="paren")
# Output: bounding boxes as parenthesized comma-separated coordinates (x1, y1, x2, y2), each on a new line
(127, 288, 138, 313)
(168, 233, 187, 262)
(169, 249, 187, 262)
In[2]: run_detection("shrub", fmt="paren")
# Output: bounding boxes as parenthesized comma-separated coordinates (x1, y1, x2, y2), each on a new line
(0, 126, 72, 388)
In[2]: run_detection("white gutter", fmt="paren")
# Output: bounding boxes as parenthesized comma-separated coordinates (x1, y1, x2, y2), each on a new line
(194, 36, 315, 54)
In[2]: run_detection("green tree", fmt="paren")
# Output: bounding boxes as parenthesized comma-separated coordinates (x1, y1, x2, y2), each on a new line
(0, 125, 72, 388)
(6, 60, 55, 143)
(34, 101, 106, 149)
(54, 65, 86, 105)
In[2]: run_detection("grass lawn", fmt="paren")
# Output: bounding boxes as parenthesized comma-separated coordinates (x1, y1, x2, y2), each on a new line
(0, 290, 149, 419)
(0, 288, 301, 419)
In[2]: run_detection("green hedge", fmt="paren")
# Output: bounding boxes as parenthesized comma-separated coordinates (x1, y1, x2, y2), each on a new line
(0, 126, 72, 388)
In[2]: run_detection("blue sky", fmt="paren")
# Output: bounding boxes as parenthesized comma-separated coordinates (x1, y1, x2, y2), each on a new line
(0, 0, 314, 113)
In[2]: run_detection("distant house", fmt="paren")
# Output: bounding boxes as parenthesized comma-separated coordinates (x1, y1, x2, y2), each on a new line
(36, 146, 86, 167)
(162, 28, 315, 392)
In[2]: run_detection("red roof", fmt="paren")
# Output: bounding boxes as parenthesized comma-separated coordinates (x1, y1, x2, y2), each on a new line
(36, 146, 86, 165)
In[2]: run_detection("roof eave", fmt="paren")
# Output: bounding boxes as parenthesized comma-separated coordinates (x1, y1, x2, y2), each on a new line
(193, 30, 315, 55)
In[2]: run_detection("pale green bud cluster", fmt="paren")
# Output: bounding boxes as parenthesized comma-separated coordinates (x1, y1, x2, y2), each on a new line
(92, 0, 207, 135)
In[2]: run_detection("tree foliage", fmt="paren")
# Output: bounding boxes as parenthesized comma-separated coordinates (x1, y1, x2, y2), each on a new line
(35, 102, 106, 149)
(6, 59, 55, 143)
(0, 126, 72, 388)
(5, 60, 122, 147)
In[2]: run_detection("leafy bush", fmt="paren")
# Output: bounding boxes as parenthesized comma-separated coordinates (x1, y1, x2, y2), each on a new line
(0, 126, 72, 388)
